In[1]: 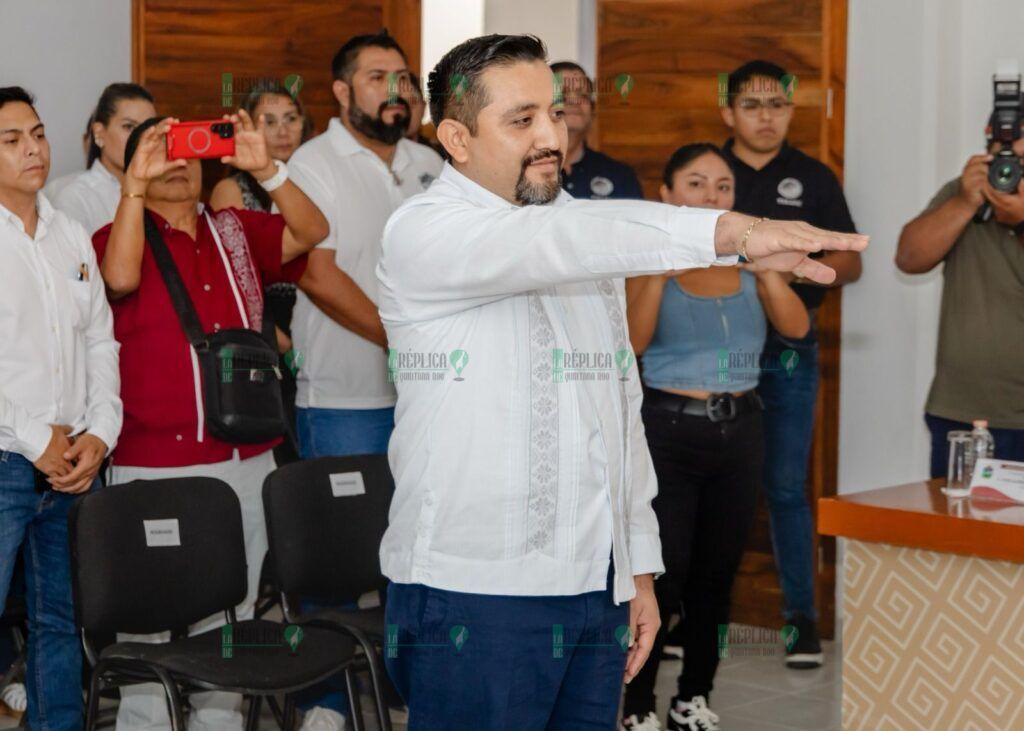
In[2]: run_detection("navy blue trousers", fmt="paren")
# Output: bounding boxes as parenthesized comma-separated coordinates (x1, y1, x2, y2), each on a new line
(384, 563, 629, 729)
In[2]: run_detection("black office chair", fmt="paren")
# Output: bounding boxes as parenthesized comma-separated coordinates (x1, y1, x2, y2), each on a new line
(69, 477, 362, 731)
(262, 455, 396, 731)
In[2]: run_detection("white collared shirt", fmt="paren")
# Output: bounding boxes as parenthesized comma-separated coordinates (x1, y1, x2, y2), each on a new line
(288, 118, 443, 409)
(51, 159, 120, 235)
(0, 194, 122, 461)
(376, 163, 734, 605)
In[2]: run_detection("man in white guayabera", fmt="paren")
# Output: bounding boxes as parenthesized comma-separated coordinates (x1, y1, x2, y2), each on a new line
(375, 34, 868, 730)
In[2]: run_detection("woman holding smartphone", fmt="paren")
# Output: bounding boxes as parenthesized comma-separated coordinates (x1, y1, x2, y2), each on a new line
(619, 143, 809, 731)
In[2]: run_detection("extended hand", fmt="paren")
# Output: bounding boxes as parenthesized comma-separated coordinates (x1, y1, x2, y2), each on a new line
(48, 433, 108, 494)
(222, 109, 274, 179)
(717, 214, 869, 284)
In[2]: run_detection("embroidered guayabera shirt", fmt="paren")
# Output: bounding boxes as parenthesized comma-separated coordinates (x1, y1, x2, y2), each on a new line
(376, 163, 735, 605)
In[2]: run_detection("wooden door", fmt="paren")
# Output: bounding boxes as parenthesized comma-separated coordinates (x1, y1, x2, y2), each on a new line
(132, 0, 421, 188)
(596, 0, 849, 638)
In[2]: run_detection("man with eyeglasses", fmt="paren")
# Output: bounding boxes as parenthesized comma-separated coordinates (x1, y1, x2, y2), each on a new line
(720, 60, 861, 671)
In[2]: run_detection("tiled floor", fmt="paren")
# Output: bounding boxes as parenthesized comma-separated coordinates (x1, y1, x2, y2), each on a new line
(0, 625, 840, 730)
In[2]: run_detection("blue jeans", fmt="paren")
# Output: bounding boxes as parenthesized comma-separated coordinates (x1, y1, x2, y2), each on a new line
(759, 326, 819, 622)
(0, 450, 95, 730)
(295, 406, 395, 460)
(925, 413, 1024, 479)
(384, 563, 629, 729)
(293, 406, 395, 716)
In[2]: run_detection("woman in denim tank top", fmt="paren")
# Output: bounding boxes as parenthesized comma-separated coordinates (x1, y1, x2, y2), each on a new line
(619, 144, 809, 731)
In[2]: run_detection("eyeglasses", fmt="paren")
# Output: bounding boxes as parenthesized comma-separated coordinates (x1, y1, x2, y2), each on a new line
(736, 97, 794, 115)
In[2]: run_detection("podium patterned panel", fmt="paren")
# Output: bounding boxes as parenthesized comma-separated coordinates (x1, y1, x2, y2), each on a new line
(843, 540, 1024, 730)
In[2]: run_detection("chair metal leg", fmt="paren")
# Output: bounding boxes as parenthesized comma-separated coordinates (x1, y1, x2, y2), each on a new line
(83, 660, 107, 731)
(245, 695, 262, 731)
(282, 694, 296, 730)
(341, 626, 392, 731)
(150, 666, 187, 731)
(344, 666, 364, 731)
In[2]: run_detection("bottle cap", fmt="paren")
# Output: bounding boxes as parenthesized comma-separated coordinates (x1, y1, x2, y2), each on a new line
(973, 419, 988, 428)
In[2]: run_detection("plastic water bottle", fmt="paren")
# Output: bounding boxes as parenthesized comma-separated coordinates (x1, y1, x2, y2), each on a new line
(969, 419, 995, 481)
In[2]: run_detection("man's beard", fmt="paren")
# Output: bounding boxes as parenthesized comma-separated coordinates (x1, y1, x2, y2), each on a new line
(514, 149, 564, 205)
(348, 90, 410, 145)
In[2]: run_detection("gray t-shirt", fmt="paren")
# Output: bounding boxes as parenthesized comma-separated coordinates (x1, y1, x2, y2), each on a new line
(924, 179, 1024, 428)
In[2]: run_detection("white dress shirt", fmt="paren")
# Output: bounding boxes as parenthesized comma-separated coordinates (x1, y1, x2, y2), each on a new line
(288, 119, 443, 410)
(0, 194, 122, 462)
(51, 159, 120, 235)
(376, 163, 735, 605)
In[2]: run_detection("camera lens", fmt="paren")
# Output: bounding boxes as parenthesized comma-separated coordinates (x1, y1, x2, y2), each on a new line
(989, 156, 1023, 193)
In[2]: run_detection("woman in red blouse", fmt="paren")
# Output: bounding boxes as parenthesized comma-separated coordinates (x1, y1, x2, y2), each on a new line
(92, 112, 328, 731)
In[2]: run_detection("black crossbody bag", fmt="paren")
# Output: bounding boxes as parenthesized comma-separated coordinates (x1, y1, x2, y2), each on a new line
(144, 212, 287, 443)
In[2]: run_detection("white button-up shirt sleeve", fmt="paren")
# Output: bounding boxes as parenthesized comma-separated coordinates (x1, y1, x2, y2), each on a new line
(79, 239, 122, 453)
(379, 167, 735, 323)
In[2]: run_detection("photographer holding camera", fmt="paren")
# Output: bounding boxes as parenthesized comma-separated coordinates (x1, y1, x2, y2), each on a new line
(896, 99, 1024, 475)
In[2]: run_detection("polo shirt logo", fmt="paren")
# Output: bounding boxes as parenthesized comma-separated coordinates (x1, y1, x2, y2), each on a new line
(777, 177, 804, 207)
(590, 176, 614, 198)
(419, 172, 436, 188)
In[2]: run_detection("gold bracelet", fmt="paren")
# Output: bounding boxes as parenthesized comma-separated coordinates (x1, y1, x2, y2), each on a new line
(739, 217, 768, 261)
(122, 191, 145, 199)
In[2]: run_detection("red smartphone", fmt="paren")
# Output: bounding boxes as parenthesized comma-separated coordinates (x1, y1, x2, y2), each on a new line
(166, 120, 236, 161)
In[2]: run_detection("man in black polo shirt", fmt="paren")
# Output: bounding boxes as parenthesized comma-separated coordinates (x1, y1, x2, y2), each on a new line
(721, 60, 861, 670)
(551, 61, 644, 200)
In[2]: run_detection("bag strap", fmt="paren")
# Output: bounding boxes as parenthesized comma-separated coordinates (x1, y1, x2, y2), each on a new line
(144, 212, 209, 350)
(144, 211, 277, 349)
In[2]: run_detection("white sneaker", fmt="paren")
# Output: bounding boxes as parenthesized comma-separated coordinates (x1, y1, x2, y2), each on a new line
(299, 706, 347, 731)
(0, 682, 26, 713)
(668, 695, 720, 731)
(621, 711, 663, 730)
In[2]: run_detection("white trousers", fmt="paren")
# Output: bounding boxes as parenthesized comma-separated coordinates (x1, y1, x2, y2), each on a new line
(108, 449, 275, 731)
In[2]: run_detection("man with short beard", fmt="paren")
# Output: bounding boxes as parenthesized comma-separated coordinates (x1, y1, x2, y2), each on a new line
(289, 32, 442, 459)
(376, 34, 867, 729)
(285, 30, 442, 730)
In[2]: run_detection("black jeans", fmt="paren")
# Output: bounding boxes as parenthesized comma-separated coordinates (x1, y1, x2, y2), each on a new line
(622, 394, 764, 715)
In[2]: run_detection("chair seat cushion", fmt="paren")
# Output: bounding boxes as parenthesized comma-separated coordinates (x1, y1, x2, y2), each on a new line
(100, 619, 354, 692)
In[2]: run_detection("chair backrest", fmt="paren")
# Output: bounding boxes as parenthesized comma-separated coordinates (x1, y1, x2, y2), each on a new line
(69, 477, 248, 635)
(262, 455, 394, 604)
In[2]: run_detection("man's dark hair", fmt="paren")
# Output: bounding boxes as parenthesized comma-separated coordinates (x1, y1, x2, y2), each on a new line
(428, 34, 548, 136)
(88, 83, 154, 167)
(0, 86, 36, 113)
(550, 60, 594, 97)
(123, 116, 168, 170)
(727, 60, 788, 104)
(331, 30, 407, 83)
(662, 142, 733, 188)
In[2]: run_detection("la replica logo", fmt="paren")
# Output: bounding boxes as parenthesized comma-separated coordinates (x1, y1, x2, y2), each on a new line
(776, 177, 804, 207)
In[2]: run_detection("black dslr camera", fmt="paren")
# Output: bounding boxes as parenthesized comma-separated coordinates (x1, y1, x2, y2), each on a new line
(987, 73, 1023, 192)
(977, 67, 1024, 222)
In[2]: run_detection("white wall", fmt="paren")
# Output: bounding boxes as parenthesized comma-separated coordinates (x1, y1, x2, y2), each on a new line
(840, 0, 1024, 495)
(0, 0, 132, 178)
(484, 0, 583, 69)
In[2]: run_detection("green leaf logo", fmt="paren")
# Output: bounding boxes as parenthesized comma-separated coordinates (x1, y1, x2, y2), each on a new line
(781, 349, 799, 377)
(284, 349, 304, 376)
(780, 73, 798, 100)
(449, 349, 469, 381)
(450, 624, 469, 652)
(284, 625, 304, 653)
(781, 624, 799, 652)
(614, 73, 635, 102)
(615, 349, 634, 381)
(283, 73, 304, 99)
(614, 624, 632, 653)
(450, 73, 469, 101)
